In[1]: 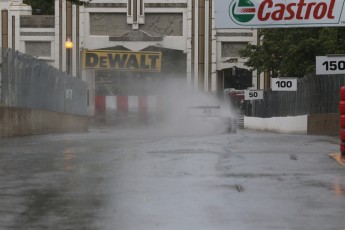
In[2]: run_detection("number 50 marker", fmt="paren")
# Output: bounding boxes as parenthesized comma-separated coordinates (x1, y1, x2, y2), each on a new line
(244, 90, 264, 100)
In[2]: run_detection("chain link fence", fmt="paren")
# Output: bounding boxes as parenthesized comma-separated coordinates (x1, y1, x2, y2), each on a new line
(0, 48, 87, 116)
(243, 74, 345, 118)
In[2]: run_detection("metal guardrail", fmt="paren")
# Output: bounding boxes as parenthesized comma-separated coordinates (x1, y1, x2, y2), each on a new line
(0, 48, 87, 116)
(245, 75, 345, 118)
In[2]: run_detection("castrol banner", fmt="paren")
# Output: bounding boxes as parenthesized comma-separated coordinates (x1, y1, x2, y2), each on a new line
(215, 0, 345, 28)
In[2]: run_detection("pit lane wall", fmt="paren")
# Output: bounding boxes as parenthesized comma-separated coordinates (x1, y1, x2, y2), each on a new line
(0, 107, 88, 138)
(244, 114, 339, 136)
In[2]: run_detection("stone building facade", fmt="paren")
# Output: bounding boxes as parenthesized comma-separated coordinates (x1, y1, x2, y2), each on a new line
(1, 0, 259, 116)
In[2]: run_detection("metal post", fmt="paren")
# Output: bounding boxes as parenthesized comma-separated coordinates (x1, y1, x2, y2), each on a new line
(67, 48, 71, 75)
(257, 29, 261, 90)
(66, 0, 72, 75)
(76, 5, 80, 79)
(59, 0, 62, 71)
(198, 0, 205, 91)
(1, 10, 9, 105)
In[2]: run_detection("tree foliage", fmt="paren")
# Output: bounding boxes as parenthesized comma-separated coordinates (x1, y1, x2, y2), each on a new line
(240, 28, 345, 78)
(23, 0, 92, 15)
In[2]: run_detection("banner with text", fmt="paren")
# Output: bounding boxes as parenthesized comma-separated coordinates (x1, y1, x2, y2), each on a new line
(82, 50, 162, 72)
(215, 0, 345, 28)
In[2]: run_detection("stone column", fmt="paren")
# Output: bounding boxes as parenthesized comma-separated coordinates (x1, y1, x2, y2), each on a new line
(9, 0, 31, 52)
(66, 0, 72, 74)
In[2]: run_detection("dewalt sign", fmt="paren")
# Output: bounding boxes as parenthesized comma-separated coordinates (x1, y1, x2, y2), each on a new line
(82, 50, 162, 72)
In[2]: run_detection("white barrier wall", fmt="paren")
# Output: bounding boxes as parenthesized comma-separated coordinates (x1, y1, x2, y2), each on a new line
(244, 115, 308, 134)
(105, 96, 157, 113)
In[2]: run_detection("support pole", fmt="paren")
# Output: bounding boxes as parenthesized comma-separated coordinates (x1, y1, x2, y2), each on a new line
(1, 10, 9, 105)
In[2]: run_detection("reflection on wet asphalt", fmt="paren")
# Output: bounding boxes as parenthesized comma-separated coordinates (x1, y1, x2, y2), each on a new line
(0, 126, 344, 230)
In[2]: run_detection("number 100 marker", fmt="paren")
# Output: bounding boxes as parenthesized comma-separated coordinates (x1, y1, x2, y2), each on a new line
(271, 78, 297, 91)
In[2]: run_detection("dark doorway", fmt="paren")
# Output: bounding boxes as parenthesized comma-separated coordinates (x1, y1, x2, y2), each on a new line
(223, 67, 252, 90)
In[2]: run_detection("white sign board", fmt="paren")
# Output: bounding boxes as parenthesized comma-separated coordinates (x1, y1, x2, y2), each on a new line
(316, 56, 345, 75)
(271, 78, 297, 91)
(244, 90, 264, 100)
(66, 89, 73, 100)
(215, 0, 345, 29)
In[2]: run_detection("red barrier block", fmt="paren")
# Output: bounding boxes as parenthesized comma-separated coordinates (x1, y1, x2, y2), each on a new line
(341, 115, 345, 128)
(95, 96, 106, 116)
(117, 96, 128, 113)
(341, 143, 345, 155)
(341, 86, 345, 101)
(139, 96, 148, 117)
(341, 129, 345, 142)
(340, 101, 345, 114)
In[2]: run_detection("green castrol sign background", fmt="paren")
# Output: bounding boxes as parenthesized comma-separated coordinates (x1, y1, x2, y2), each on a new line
(215, 0, 345, 28)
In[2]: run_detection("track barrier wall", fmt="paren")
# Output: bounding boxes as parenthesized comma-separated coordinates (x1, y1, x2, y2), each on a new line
(0, 107, 88, 137)
(0, 48, 88, 137)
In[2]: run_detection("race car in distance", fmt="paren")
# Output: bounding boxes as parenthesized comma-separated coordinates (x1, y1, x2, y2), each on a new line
(187, 104, 237, 133)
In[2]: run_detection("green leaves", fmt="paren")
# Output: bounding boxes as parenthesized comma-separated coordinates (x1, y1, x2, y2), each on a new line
(23, 0, 92, 15)
(70, 0, 92, 5)
(23, 0, 54, 15)
(240, 28, 345, 78)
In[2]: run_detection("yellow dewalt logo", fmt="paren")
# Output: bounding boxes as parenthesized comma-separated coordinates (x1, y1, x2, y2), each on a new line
(82, 50, 162, 72)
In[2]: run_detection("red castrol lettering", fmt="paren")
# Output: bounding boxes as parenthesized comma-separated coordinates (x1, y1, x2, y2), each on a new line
(258, 0, 336, 21)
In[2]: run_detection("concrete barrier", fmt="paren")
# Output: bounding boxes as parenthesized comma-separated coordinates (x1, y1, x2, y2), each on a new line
(244, 113, 339, 136)
(244, 115, 308, 134)
(0, 107, 88, 137)
(307, 113, 339, 136)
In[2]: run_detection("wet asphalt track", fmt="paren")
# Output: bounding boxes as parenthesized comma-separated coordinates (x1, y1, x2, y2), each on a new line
(0, 125, 344, 230)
